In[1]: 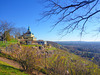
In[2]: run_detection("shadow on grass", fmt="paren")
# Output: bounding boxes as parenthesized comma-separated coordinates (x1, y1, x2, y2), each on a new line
(0, 63, 23, 72)
(0, 63, 29, 75)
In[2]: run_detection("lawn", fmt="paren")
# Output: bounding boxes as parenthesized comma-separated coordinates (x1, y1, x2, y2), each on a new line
(47, 47, 57, 50)
(22, 44, 42, 47)
(0, 40, 18, 47)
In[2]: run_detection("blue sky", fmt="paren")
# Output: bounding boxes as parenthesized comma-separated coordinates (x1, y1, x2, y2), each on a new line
(0, 0, 100, 41)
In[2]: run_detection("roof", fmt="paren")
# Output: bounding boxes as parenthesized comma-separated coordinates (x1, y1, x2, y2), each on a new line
(27, 26, 32, 34)
(26, 31, 31, 34)
(28, 26, 31, 31)
(23, 26, 32, 34)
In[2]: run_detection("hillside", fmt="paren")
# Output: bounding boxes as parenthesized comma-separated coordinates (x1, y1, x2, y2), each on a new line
(47, 41, 68, 51)
(0, 41, 100, 75)
(55, 41, 100, 66)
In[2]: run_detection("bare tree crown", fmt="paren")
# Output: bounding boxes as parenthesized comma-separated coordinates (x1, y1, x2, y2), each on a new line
(42, 0, 100, 36)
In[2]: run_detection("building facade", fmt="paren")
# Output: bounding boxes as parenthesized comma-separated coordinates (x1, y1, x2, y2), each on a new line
(37, 40, 47, 45)
(18, 26, 47, 45)
(18, 27, 37, 44)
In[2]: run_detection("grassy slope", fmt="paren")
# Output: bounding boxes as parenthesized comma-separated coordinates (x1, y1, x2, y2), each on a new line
(0, 40, 18, 47)
(0, 60, 28, 75)
(46, 49, 100, 75)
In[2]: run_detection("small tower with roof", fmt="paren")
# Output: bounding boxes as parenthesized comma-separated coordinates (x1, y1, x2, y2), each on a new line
(28, 26, 30, 31)
(18, 26, 37, 44)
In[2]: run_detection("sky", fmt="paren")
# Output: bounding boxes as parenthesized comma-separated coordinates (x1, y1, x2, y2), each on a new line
(0, 0, 100, 41)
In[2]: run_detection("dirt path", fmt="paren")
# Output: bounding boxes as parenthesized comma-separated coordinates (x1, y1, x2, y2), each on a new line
(0, 57, 46, 75)
(0, 57, 22, 69)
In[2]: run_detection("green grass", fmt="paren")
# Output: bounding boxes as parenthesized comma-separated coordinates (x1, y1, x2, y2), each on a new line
(0, 61, 29, 75)
(47, 47, 57, 50)
(22, 44, 42, 47)
(0, 40, 18, 47)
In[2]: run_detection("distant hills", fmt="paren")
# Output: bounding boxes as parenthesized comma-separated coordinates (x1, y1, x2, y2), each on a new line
(55, 41, 100, 53)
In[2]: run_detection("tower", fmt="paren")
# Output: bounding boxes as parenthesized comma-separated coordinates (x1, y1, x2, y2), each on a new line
(27, 26, 31, 34)
(28, 26, 31, 32)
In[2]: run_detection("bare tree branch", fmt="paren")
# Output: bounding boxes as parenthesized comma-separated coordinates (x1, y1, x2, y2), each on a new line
(41, 0, 100, 36)
(0, 21, 14, 41)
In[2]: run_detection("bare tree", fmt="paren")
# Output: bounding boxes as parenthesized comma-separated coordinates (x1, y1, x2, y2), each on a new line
(0, 20, 14, 41)
(13, 27, 27, 39)
(41, 0, 100, 36)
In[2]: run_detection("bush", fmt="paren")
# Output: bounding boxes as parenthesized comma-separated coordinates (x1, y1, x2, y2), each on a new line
(40, 68, 47, 74)
(9, 46, 41, 74)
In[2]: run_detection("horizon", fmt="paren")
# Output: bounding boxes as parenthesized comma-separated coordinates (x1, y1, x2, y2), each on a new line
(0, 0, 100, 41)
(53, 40, 100, 42)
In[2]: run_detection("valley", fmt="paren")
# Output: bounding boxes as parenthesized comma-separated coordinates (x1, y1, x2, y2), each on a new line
(55, 41, 100, 66)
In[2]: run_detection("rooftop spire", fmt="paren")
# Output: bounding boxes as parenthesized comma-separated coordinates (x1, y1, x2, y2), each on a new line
(28, 26, 31, 32)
